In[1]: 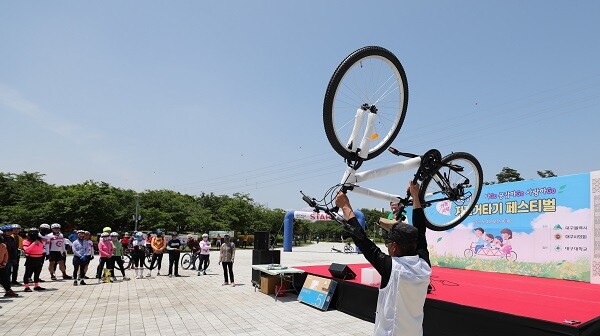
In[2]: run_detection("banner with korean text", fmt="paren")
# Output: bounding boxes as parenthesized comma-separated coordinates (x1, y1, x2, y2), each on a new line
(417, 172, 597, 283)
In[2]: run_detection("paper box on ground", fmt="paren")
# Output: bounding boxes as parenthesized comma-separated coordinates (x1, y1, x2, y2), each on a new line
(260, 275, 278, 295)
(298, 274, 337, 311)
(361, 267, 381, 287)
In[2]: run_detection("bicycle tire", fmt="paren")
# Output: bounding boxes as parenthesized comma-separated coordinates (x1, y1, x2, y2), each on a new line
(122, 255, 131, 269)
(323, 46, 409, 161)
(464, 249, 474, 258)
(419, 152, 483, 231)
(181, 253, 193, 270)
(506, 251, 517, 262)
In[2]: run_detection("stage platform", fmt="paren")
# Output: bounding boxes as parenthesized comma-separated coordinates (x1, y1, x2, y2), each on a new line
(293, 264, 600, 336)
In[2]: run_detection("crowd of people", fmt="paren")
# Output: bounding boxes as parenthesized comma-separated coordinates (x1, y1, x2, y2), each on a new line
(0, 223, 238, 308)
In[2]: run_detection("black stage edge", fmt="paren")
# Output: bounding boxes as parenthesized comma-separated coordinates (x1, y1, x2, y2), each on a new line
(293, 272, 600, 336)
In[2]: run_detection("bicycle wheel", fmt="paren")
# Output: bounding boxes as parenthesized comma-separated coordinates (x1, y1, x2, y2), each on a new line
(122, 255, 131, 269)
(181, 253, 192, 270)
(419, 152, 483, 231)
(464, 249, 474, 258)
(324, 46, 409, 161)
(505, 251, 517, 262)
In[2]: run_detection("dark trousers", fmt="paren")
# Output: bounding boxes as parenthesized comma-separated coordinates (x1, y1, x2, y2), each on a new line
(96, 257, 115, 278)
(72, 258, 90, 279)
(200, 254, 210, 271)
(1, 261, 13, 291)
(111, 256, 126, 277)
(222, 262, 234, 283)
(168, 252, 180, 275)
(11, 257, 20, 283)
(132, 251, 145, 268)
(23, 257, 44, 284)
(149, 253, 163, 271)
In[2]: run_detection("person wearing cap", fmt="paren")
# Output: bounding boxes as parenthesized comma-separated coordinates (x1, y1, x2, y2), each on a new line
(198, 233, 211, 276)
(1, 226, 19, 296)
(71, 230, 92, 285)
(46, 223, 72, 280)
(11, 224, 23, 286)
(110, 232, 129, 281)
(147, 230, 166, 277)
(335, 180, 431, 336)
(96, 232, 114, 282)
(0, 228, 19, 297)
(166, 232, 182, 277)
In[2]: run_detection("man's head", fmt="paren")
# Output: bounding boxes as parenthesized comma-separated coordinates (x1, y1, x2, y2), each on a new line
(51, 223, 61, 233)
(12, 224, 21, 234)
(224, 234, 230, 243)
(77, 230, 85, 240)
(384, 223, 418, 257)
(390, 202, 399, 212)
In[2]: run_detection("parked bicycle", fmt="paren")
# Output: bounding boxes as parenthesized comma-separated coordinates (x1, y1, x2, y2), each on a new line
(302, 46, 483, 231)
(180, 250, 200, 270)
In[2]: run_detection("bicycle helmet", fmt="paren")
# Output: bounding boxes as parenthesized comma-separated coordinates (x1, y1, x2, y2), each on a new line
(40, 223, 51, 229)
(202, 233, 208, 238)
(156, 229, 164, 237)
(110, 232, 119, 237)
(76, 230, 85, 234)
(12, 224, 21, 229)
(124, 232, 130, 237)
(102, 226, 112, 233)
(84, 231, 90, 235)
(51, 223, 61, 229)
(135, 231, 143, 237)
(100, 232, 110, 238)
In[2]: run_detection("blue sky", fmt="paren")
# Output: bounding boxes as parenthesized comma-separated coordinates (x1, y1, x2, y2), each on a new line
(1, 1, 599, 211)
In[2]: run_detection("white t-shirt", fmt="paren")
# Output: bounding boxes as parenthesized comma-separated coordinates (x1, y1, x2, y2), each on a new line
(46, 232, 66, 253)
(374, 255, 431, 336)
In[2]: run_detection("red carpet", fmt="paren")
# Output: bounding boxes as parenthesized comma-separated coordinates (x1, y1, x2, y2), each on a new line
(295, 264, 600, 325)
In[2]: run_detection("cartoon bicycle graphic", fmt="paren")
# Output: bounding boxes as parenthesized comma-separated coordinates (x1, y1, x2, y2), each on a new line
(464, 228, 517, 261)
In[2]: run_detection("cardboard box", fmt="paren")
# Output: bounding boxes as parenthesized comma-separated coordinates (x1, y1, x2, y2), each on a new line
(260, 275, 279, 295)
(298, 274, 337, 310)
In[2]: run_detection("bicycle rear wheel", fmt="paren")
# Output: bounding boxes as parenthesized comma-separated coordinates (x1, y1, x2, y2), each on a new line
(122, 255, 131, 269)
(181, 253, 193, 270)
(323, 46, 409, 161)
(419, 152, 483, 231)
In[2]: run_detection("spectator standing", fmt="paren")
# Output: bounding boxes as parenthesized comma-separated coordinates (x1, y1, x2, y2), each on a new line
(96, 232, 114, 282)
(198, 233, 211, 276)
(166, 232, 182, 277)
(148, 230, 166, 277)
(215, 234, 222, 248)
(219, 234, 236, 286)
(186, 235, 200, 270)
(11, 224, 23, 286)
(131, 232, 146, 279)
(22, 228, 46, 291)
(111, 232, 129, 281)
(0, 228, 18, 297)
(71, 230, 91, 285)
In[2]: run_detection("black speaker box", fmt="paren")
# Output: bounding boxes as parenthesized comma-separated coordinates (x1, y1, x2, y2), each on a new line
(328, 263, 356, 280)
(254, 231, 269, 250)
(252, 249, 281, 265)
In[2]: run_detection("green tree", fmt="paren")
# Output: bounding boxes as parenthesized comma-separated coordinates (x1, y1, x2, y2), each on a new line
(496, 167, 524, 183)
(537, 170, 557, 178)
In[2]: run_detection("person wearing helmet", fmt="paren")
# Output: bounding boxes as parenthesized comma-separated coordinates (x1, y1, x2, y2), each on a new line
(96, 232, 114, 282)
(110, 232, 129, 281)
(186, 235, 200, 270)
(46, 223, 72, 280)
(103, 227, 112, 233)
(1, 227, 19, 297)
(198, 233, 211, 276)
(166, 232, 182, 277)
(131, 232, 147, 279)
(82, 231, 94, 279)
(22, 228, 47, 291)
(71, 230, 92, 285)
(147, 230, 166, 277)
(10, 224, 23, 286)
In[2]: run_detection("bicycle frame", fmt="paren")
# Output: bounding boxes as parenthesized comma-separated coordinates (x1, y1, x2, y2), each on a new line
(340, 155, 421, 203)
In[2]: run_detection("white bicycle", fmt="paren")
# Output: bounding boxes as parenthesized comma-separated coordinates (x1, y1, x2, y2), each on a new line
(302, 46, 483, 231)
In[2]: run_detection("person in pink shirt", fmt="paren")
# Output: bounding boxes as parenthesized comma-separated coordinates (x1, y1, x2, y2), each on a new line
(22, 228, 47, 292)
(96, 232, 115, 282)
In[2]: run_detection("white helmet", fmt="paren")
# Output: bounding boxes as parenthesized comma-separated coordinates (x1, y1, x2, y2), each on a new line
(100, 232, 109, 237)
(202, 233, 208, 238)
(12, 224, 21, 229)
(135, 231, 143, 237)
(40, 223, 51, 229)
(51, 223, 61, 229)
(110, 232, 119, 237)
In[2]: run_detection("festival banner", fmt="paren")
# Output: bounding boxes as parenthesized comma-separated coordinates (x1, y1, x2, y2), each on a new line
(416, 172, 594, 283)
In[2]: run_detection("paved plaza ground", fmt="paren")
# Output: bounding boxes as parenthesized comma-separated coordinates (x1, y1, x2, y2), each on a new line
(0, 242, 378, 336)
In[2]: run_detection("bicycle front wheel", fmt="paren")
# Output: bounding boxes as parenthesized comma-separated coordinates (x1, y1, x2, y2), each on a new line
(122, 255, 131, 269)
(324, 46, 409, 161)
(419, 152, 483, 231)
(181, 253, 192, 270)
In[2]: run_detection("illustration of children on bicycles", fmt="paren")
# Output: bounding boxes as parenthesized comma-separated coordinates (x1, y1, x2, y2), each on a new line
(465, 227, 517, 261)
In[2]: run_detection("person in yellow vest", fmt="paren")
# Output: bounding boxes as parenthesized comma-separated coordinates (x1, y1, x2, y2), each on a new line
(147, 230, 166, 277)
(11, 224, 24, 286)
